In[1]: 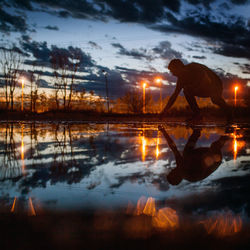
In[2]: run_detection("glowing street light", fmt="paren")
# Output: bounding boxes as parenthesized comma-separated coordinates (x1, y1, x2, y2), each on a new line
(142, 82, 147, 114)
(21, 78, 25, 111)
(234, 85, 238, 107)
(155, 77, 162, 111)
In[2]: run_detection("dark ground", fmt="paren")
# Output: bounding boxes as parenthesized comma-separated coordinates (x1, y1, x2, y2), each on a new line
(0, 109, 250, 124)
(1, 211, 250, 250)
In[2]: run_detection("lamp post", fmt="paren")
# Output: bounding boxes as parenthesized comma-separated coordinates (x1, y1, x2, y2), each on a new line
(21, 78, 24, 111)
(155, 77, 162, 111)
(234, 85, 238, 107)
(102, 70, 110, 112)
(142, 82, 147, 114)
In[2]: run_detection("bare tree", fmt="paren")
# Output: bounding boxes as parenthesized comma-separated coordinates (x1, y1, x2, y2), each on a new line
(28, 64, 41, 112)
(0, 48, 23, 110)
(120, 90, 143, 113)
(50, 48, 82, 110)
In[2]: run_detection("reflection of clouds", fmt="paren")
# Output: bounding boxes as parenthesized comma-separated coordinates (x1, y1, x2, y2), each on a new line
(0, 123, 249, 212)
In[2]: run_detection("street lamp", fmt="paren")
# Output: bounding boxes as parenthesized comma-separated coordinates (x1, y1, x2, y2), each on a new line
(21, 78, 25, 111)
(142, 82, 147, 114)
(155, 77, 162, 111)
(102, 70, 110, 112)
(234, 85, 238, 107)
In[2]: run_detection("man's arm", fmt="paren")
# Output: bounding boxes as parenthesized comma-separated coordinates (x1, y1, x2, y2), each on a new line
(161, 80, 182, 114)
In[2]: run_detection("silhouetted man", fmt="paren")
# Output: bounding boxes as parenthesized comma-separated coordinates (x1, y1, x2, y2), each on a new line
(158, 125, 228, 185)
(160, 59, 231, 121)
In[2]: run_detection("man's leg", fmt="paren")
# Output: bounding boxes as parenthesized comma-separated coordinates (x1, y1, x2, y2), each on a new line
(211, 95, 232, 121)
(184, 91, 202, 121)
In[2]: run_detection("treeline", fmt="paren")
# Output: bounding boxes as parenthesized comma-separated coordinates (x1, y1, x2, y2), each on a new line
(0, 48, 249, 115)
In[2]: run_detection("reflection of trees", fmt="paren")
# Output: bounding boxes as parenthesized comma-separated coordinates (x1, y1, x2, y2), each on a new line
(51, 124, 80, 184)
(0, 123, 21, 180)
(1, 123, 245, 196)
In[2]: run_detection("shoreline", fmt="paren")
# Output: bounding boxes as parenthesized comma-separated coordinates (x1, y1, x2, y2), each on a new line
(0, 110, 250, 124)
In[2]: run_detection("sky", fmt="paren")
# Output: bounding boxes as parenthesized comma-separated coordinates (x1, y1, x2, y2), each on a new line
(0, 0, 250, 99)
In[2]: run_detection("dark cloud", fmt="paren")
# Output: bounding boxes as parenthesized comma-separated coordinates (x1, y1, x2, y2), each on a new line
(111, 43, 153, 61)
(185, 0, 216, 9)
(213, 44, 250, 59)
(74, 67, 132, 99)
(215, 69, 249, 97)
(234, 63, 250, 74)
(152, 41, 183, 63)
(152, 12, 250, 59)
(88, 41, 102, 50)
(19, 36, 95, 69)
(44, 25, 59, 31)
(116, 66, 177, 92)
(192, 55, 206, 59)
(0, 8, 28, 33)
(2, 0, 250, 62)
(230, 0, 250, 4)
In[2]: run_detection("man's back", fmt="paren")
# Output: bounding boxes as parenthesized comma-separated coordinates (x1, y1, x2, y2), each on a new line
(179, 62, 223, 97)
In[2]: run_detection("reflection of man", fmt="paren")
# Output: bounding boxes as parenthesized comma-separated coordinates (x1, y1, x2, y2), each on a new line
(160, 59, 231, 122)
(158, 125, 228, 185)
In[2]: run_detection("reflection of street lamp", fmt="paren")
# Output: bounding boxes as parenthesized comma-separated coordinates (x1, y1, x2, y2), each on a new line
(142, 82, 147, 114)
(234, 85, 238, 107)
(21, 125, 25, 175)
(21, 78, 25, 111)
(102, 70, 110, 112)
(155, 131, 160, 159)
(155, 77, 162, 111)
(233, 128, 237, 161)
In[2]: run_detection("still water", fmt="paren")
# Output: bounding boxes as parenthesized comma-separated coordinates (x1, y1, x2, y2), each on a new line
(1, 122, 250, 221)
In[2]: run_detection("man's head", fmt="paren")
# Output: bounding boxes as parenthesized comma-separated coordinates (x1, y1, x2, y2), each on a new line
(168, 59, 184, 76)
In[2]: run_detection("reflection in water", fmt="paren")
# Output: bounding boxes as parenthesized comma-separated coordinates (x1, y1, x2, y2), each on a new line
(234, 128, 238, 161)
(21, 125, 25, 175)
(153, 207, 179, 230)
(0, 123, 21, 180)
(140, 130, 147, 162)
(132, 196, 179, 230)
(0, 122, 249, 246)
(158, 125, 228, 185)
(0, 122, 248, 214)
(143, 197, 156, 216)
(11, 197, 17, 213)
(232, 127, 245, 162)
(155, 131, 160, 159)
(202, 211, 242, 237)
(28, 197, 36, 216)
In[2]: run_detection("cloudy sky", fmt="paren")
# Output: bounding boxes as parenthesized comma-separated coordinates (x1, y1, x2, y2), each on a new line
(1, 0, 250, 99)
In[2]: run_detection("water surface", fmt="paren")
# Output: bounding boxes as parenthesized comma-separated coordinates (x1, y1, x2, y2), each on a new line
(1, 122, 250, 220)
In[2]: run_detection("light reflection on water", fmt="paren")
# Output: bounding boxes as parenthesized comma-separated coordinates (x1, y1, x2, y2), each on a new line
(0, 122, 250, 218)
